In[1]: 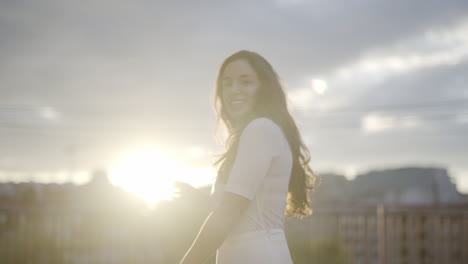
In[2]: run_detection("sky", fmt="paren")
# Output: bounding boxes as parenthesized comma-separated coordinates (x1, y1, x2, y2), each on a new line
(1, 0, 468, 193)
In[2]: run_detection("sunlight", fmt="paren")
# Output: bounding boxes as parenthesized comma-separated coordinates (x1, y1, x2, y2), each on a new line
(361, 113, 395, 134)
(109, 149, 183, 205)
(177, 167, 216, 188)
(311, 79, 327, 95)
(108, 148, 217, 206)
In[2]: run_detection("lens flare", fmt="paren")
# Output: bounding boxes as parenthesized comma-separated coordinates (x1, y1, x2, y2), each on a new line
(109, 149, 182, 205)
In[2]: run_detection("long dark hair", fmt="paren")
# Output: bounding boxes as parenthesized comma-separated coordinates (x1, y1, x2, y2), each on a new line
(213, 50, 316, 218)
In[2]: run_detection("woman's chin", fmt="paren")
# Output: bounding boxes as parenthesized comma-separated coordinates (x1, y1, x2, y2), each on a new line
(229, 111, 247, 121)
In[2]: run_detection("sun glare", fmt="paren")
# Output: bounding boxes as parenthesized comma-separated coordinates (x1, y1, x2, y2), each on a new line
(109, 148, 216, 206)
(109, 149, 182, 205)
(311, 79, 327, 95)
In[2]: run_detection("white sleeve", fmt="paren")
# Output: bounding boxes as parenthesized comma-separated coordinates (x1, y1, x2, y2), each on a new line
(224, 118, 283, 200)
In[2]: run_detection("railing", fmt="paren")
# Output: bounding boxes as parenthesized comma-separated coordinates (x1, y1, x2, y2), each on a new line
(0, 205, 165, 264)
(287, 204, 468, 264)
(1, 204, 467, 264)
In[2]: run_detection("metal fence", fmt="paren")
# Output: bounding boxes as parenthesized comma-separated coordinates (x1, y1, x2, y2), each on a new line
(0, 205, 164, 264)
(1, 204, 467, 264)
(287, 204, 468, 264)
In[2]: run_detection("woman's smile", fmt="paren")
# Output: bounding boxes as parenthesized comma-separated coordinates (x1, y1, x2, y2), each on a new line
(221, 59, 260, 123)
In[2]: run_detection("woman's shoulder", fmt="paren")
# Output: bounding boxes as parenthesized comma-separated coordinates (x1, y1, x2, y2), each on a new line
(245, 117, 280, 130)
(243, 117, 283, 139)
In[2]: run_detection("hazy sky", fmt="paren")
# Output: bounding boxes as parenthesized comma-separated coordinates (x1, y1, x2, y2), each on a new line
(1, 0, 468, 192)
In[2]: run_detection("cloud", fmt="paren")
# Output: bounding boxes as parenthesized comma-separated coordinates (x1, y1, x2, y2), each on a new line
(361, 113, 395, 133)
(275, 0, 304, 6)
(455, 113, 468, 124)
(451, 168, 468, 193)
(335, 18, 468, 82)
(1, 0, 468, 187)
(39, 106, 59, 120)
(289, 18, 468, 115)
(361, 113, 424, 134)
(287, 86, 315, 111)
(400, 115, 424, 128)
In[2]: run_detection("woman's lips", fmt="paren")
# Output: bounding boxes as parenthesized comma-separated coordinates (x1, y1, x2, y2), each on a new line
(229, 99, 246, 110)
(231, 100, 244, 105)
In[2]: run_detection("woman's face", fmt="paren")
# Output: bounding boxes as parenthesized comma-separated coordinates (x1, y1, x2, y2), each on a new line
(221, 59, 260, 124)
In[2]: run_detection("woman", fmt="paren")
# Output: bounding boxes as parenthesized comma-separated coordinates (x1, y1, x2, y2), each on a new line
(179, 50, 315, 264)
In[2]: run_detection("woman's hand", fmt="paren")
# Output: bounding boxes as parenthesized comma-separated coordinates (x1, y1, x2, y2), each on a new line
(178, 192, 250, 264)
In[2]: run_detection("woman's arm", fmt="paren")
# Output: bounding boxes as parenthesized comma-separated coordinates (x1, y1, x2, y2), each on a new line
(178, 192, 250, 264)
(180, 118, 281, 263)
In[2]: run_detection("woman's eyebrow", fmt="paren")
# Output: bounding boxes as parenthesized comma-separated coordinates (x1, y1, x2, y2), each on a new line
(239, 74, 253, 79)
(222, 74, 253, 81)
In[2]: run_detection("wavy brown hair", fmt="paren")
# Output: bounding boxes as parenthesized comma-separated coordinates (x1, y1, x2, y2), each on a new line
(213, 50, 316, 217)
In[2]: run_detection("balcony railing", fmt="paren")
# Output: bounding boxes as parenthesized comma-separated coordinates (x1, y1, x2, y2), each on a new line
(1, 204, 467, 264)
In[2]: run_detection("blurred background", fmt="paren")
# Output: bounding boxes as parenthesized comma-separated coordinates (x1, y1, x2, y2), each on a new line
(1, 0, 467, 263)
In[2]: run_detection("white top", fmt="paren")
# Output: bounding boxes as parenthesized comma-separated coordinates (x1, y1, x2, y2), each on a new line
(211, 117, 293, 235)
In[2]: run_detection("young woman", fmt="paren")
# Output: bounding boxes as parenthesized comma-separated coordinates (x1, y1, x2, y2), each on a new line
(179, 50, 316, 264)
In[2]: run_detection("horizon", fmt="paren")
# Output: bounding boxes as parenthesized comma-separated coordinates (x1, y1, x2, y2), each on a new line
(1, 164, 465, 197)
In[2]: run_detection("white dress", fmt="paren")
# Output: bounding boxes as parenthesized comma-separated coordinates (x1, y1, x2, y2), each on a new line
(212, 118, 294, 264)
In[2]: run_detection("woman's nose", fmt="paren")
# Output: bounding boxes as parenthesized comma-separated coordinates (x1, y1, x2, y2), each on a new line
(230, 81, 242, 93)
